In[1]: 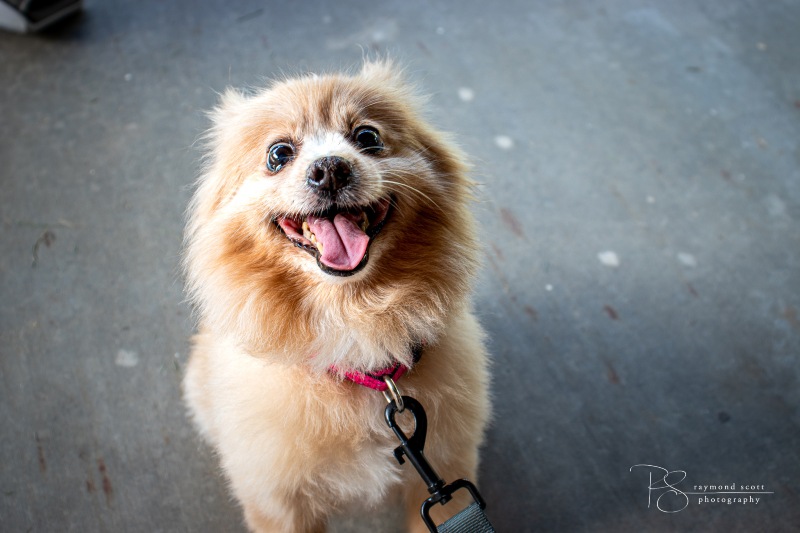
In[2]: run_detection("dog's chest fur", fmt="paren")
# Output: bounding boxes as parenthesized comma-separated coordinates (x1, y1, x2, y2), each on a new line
(184, 332, 408, 507)
(183, 309, 490, 515)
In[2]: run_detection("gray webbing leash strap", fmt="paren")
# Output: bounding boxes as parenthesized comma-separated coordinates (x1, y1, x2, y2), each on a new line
(437, 502, 495, 533)
(383, 380, 496, 533)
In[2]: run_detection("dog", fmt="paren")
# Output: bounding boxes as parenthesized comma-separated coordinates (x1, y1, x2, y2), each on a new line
(182, 61, 491, 533)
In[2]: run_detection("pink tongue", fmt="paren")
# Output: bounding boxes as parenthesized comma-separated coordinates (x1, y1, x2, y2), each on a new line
(307, 213, 369, 271)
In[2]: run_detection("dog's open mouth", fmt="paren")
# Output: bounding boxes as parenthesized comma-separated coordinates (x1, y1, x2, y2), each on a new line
(274, 197, 392, 276)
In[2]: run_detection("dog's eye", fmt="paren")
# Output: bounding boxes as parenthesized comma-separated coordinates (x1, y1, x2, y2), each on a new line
(267, 142, 295, 173)
(353, 127, 383, 153)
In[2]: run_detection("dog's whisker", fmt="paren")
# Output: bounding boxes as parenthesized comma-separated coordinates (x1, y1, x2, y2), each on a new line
(380, 179, 443, 213)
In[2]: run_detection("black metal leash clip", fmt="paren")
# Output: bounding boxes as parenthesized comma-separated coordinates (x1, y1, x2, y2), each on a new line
(385, 394, 489, 532)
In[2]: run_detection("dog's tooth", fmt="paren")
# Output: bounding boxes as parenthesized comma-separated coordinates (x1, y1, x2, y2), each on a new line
(309, 232, 324, 254)
(302, 221, 312, 240)
(360, 210, 369, 231)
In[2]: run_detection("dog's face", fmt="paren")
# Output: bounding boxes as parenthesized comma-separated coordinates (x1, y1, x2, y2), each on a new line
(258, 90, 399, 278)
(185, 62, 479, 370)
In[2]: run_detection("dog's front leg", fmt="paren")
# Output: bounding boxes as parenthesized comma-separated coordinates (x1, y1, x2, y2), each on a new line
(242, 497, 326, 533)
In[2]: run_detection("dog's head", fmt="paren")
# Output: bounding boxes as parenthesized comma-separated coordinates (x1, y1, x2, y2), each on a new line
(185, 61, 479, 370)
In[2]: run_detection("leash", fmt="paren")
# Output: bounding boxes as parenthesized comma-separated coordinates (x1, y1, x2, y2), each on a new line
(335, 349, 495, 532)
(383, 378, 495, 533)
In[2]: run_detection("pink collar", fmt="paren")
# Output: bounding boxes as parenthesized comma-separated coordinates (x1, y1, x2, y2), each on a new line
(336, 362, 409, 392)
(332, 343, 424, 392)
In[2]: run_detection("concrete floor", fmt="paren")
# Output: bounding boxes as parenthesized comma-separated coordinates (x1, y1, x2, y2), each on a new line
(1, 1, 799, 531)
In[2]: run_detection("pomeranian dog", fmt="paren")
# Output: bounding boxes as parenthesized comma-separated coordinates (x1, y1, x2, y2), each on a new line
(183, 61, 490, 533)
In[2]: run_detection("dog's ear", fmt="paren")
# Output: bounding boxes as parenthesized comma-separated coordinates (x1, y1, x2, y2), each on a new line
(359, 59, 406, 88)
(208, 88, 247, 126)
(220, 88, 247, 109)
(359, 59, 428, 110)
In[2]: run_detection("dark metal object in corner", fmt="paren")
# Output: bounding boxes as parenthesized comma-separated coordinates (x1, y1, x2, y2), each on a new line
(0, 0, 82, 33)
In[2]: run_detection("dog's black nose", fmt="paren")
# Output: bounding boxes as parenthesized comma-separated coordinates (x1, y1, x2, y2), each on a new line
(307, 156, 352, 193)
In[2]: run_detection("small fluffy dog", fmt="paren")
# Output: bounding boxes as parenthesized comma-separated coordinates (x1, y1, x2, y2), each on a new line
(183, 61, 490, 533)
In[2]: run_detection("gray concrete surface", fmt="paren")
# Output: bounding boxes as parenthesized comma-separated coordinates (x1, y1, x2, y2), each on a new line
(1, 1, 799, 531)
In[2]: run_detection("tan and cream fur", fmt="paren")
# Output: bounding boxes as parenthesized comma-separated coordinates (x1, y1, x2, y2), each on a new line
(183, 61, 491, 533)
